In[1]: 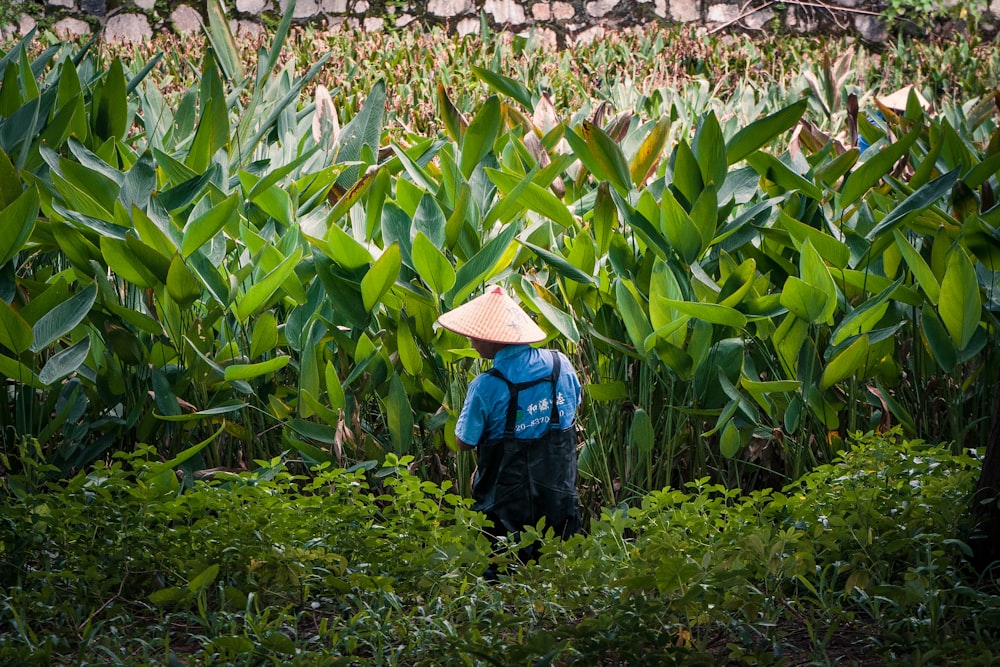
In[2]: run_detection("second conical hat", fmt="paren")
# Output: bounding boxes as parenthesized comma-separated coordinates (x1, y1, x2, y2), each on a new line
(436, 286, 546, 344)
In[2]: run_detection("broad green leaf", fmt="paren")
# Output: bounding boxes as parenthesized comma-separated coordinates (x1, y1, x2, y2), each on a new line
(92, 58, 128, 141)
(519, 279, 579, 343)
(327, 222, 374, 269)
(325, 361, 345, 412)
(336, 79, 386, 188)
(773, 314, 809, 377)
(520, 240, 598, 286)
(630, 116, 670, 186)
(799, 239, 838, 322)
(586, 381, 627, 401)
(921, 303, 958, 373)
(865, 168, 960, 240)
(820, 334, 870, 389)
(413, 231, 455, 297)
(778, 213, 850, 269)
(727, 99, 808, 165)
(840, 124, 921, 207)
(167, 255, 202, 310)
(236, 247, 304, 321)
(186, 55, 229, 173)
(616, 279, 653, 355)
(0, 353, 41, 386)
(224, 356, 290, 381)
(692, 111, 727, 188)
(31, 283, 97, 352)
(486, 168, 576, 228)
(101, 236, 159, 287)
(447, 222, 520, 306)
(460, 95, 501, 179)
(181, 194, 239, 258)
(39, 337, 91, 386)
(188, 564, 220, 594)
(581, 120, 632, 196)
(328, 164, 379, 223)
(0, 299, 32, 354)
(745, 151, 823, 200)
(0, 185, 37, 266)
(938, 246, 981, 350)
(250, 312, 279, 359)
(437, 81, 467, 142)
(660, 188, 703, 265)
(396, 317, 423, 376)
(629, 408, 655, 454)
(592, 182, 618, 256)
(830, 276, 902, 346)
(471, 66, 533, 108)
(414, 193, 447, 248)
(204, 0, 244, 82)
(720, 420, 741, 458)
(658, 299, 747, 329)
(386, 372, 413, 455)
(361, 243, 401, 313)
(780, 277, 828, 323)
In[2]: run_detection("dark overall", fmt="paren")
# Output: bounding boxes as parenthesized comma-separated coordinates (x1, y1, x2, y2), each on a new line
(471, 351, 581, 563)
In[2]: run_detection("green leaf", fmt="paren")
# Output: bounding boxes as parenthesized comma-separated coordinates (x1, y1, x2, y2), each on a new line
(780, 277, 828, 323)
(188, 564, 220, 594)
(413, 231, 455, 297)
(586, 381, 627, 401)
(181, 194, 240, 258)
(39, 337, 90, 386)
(726, 99, 807, 164)
(840, 124, 921, 207)
(250, 312, 279, 359)
(437, 81, 467, 142)
(224, 356, 290, 381)
(460, 95, 501, 179)
(0, 185, 37, 266)
(396, 317, 423, 376)
(92, 58, 128, 141)
(0, 299, 32, 354)
(799, 239, 838, 322)
(745, 151, 823, 200)
(921, 303, 957, 373)
(101, 236, 160, 288)
(592, 182, 618, 256)
(581, 120, 632, 196)
(720, 420, 741, 458)
(327, 222, 374, 269)
(830, 276, 902, 346)
(658, 299, 747, 329)
(386, 372, 413, 455)
(185, 56, 229, 173)
(447, 222, 520, 306)
(155, 401, 247, 422)
(630, 116, 670, 187)
(361, 243, 401, 313)
(325, 361, 345, 412)
(167, 255, 202, 310)
(865, 168, 960, 241)
(205, 0, 244, 82)
(336, 79, 386, 188)
(821, 334, 870, 389)
(31, 283, 97, 352)
(615, 279, 652, 355)
(629, 408, 655, 454)
(518, 279, 578, 343)
(236, 247, 303, 321)
(778, 212, 850, 269)
(486, 167, 577, 228)
(938, 246, 981, 350)
(693, 111, 727, 188)
(471, 66, 533, 108)
(520, 240, 598, 286)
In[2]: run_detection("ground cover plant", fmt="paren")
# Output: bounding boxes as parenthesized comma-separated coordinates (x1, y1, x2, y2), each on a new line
(2, 0, 1000, 662)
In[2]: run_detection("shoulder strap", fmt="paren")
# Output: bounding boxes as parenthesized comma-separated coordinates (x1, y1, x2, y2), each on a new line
(487, 350, 563, 437)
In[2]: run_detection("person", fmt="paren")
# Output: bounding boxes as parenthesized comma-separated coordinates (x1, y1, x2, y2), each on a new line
(437, 286, 582, 575)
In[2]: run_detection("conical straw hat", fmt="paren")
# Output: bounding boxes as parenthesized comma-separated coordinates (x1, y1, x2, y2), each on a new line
(437, 286, 546, 344)
(876, 85, 930, 112)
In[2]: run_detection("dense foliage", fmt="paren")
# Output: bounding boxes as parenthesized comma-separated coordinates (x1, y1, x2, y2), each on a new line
(2, 430, 996, 664)
(2, 2, 1000, 662)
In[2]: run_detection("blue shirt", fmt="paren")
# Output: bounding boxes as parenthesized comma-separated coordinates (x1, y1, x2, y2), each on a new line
(456, 345, 581, 447)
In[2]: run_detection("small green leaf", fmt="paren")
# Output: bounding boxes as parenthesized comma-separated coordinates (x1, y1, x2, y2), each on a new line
(0, 299, 33, 354)
(181, 194, 239, 258)
(361, 243, 401, 313)
(224, 356, 290, 381)
(386, 372, 413, 455)
(460, 95, 501, 179)
(938, 245, 981, 350)
(413, 231, 456, 297)
(820, 334, 870, 389)
(727, 99, 807, 165)
(720, 420, 741, 458)
(31, 283, 97, 352)
(39, 337, 91, 386)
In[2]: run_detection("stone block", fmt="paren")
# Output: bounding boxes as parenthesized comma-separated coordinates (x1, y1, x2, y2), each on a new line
(364, 17, 384, 29)
(706, 3, 737, 23)
(53, 17, 90, 38)
(134, 0, 156, 10)
(552, 1, 575, 19)
(48, 0, 76, 9)
(171, 5, 202, 34)
(669, 0, 699, 22)
(456, 16, 479, 34)
(323, 0, 349, 12)
(236, 0, 269, 13)
(532, 3, 550, 20)
(355, 0, 370, 12)
(484, 0, 526, 24)
(573, 25, 605, 44)
(428, 0, 476, 17)
(104, 13, 152, 43)
(586, 0, 619, 18)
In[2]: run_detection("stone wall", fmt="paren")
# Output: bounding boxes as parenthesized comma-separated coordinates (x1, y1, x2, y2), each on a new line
(5, 0, 1000, 46)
